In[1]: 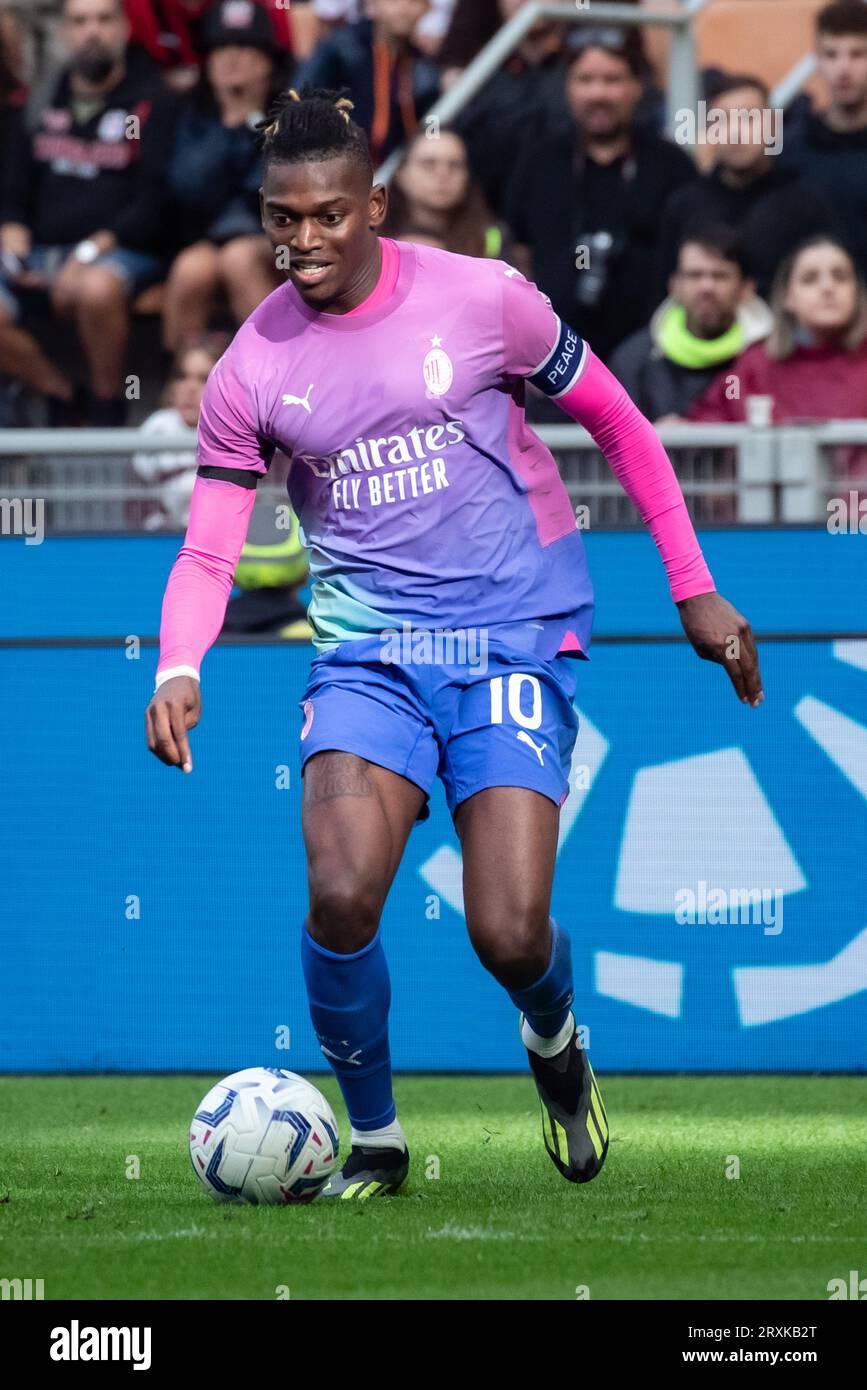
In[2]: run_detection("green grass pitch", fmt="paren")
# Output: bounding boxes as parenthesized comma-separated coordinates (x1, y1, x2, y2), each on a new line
(1, 1074, 864, 1300)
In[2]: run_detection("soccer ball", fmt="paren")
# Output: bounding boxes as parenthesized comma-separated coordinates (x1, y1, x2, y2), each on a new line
(188, 1067, 339, 1205)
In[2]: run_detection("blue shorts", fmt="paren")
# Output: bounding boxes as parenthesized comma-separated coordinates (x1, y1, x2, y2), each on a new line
(298, 634, 580, 821)
(0, 244, 164, 320)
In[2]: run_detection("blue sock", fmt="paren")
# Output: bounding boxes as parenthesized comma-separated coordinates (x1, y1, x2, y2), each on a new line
(506, 918, 574, 1037)
(300, 922, 396, 1131)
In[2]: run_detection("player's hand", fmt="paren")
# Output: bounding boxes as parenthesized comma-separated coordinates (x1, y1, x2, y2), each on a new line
(145, 676, 201, 772)
(677, 592, 764, 707)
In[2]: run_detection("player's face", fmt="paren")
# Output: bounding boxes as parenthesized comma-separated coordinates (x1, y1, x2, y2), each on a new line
(672, 244, 747, 338)
(817, 34, 867, 110)
(784, 243, 859, 337)
(261, 156, 387, 306)
(565, 49, 641, 138)
(397, 133, 469, 212)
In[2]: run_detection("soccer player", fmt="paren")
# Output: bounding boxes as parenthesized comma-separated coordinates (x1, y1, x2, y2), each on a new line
(145, 89, 763, 1198)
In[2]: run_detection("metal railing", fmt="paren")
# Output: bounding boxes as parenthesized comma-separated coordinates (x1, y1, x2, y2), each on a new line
(1, 423, 865, 534)
(375, 1, 701, 184)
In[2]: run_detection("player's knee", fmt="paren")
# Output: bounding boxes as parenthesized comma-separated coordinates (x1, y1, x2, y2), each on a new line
(470, 909, 550, 989)
(307, 880, 381, 953)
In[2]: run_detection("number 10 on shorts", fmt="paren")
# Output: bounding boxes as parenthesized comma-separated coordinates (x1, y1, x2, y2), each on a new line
(489, 674, 542, 729)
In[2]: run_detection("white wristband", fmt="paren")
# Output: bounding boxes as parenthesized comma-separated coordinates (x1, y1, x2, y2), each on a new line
(155, 664, 200, 691)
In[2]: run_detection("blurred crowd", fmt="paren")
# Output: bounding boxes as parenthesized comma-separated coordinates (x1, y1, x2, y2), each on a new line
(1, 0, 867, 451)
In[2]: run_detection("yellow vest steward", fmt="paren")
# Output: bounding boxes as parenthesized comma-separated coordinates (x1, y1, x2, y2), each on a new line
(234, 507, 308, 590)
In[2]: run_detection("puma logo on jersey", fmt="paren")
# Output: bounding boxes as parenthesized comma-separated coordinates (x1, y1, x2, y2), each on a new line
(517, 731, 547, 765)
(283, 384, 314, 412)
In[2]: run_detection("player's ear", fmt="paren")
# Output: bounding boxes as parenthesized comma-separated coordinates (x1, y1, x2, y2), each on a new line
(369, 181, 388, 231)
(258, 188, 266, 231)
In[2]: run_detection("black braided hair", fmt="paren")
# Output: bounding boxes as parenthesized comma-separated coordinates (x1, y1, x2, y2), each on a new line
(261, 86, 373, 183)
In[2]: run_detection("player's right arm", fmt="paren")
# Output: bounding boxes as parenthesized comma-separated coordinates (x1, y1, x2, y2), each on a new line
(145, 350, 273, 772)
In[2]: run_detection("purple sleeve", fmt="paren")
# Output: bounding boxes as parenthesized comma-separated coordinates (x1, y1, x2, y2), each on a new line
(156, 354, 269, 683)
(196, 351, 273, 478)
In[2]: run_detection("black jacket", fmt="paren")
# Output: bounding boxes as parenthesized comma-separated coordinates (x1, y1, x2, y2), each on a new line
(780, 111, 867, 281)
(609, 327, 725, 420)
(504, 125, 696, 361)
(1, 49, 177, 252)
(455, 55, 567, 220)
(167, 95, 266, 250)
(655, 162, 836, 301)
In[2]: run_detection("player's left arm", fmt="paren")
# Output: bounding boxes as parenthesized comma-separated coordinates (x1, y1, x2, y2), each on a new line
(498, 267, 763, 707)
(545, 338, 762, 706)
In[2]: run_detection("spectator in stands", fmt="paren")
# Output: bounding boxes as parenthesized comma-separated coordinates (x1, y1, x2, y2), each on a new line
(782, 1, 867, 284)
(0, 9, 27, 199)
(309, 0, 364, 29)
(438, 0, 647, 77)
(411, 0, 455, 58)
(161, 0, 286, 351)
(132, 333, 225, 529)
(657, 74, 837, 302)
(124, 0, 200, 87)
(306, 0, 453, 55)
(125, 0, 297, 63)
(173, 0, 212, 37)
(504, 25, 695, 361)
(452, 0, 566, 221)
(294, 0, 440, 167)
(437, 0, 501, 77)
(125, 0, 300, 81)
(0, 0, 177, 424)
(280, 1, 325, 63)
(0, 9, 29, 423)
(687, 237, 867, 424)
(382, 127, 512, 259)
(610, 227, 772, 424)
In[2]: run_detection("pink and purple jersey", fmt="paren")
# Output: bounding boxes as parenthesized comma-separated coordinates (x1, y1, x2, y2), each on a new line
(196, 236, 595, 658)
(157, 237, 715, 682)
